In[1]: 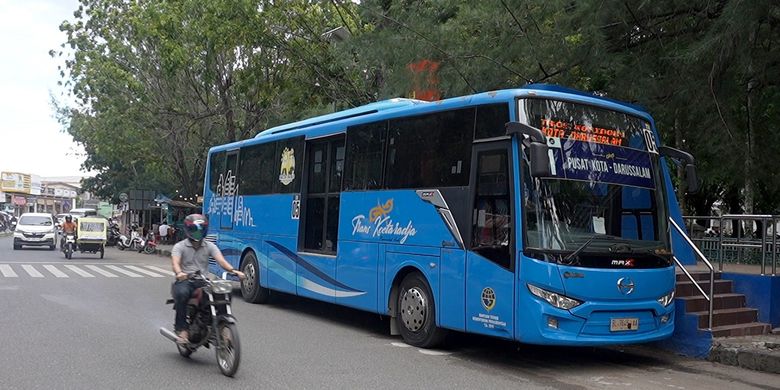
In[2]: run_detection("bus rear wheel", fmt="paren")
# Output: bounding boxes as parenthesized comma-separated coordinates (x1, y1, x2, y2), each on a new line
(240, 252, 270, 304)
(396, 272, 446, 348)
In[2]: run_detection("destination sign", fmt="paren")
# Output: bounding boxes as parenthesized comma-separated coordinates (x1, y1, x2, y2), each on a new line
(548, 138, 655, 189)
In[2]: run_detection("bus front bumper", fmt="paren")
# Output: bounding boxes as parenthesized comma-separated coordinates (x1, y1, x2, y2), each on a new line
(521, 299, 675, 346)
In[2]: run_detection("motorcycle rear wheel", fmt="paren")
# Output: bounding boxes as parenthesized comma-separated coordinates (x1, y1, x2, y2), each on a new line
(144, 245, 155, 254)
(216, 323, 240, 377)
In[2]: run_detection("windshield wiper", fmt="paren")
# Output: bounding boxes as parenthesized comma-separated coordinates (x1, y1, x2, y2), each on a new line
(562, 234, 623, 264)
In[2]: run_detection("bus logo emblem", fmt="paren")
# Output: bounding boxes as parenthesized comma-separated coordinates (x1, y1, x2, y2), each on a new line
(481, 287, 496, 311)
(369, 199, 393, 223)
(617, 277, 635, 295)
(279, 147, 296, 185)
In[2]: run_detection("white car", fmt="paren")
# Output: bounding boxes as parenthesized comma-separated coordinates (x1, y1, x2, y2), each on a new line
(13, 213, 57, 250)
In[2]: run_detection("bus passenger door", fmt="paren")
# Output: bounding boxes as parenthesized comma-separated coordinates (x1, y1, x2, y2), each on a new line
(465, 142, 515, 339)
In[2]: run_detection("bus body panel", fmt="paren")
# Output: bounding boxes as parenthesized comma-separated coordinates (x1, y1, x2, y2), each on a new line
(439, 248, 466, 331)
(465, 252, 515, 339)
(265, 236, 298, 295)
(336, 240, 379, 311)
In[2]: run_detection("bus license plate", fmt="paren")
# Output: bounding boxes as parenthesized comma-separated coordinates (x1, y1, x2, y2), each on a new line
(610, 318, 639, 331)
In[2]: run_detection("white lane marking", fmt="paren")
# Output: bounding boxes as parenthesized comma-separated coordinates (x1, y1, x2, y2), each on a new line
(123, 265, 166, 278)
(21, 265, 44, 278)
(390, 342, 412, 348)
(84, 265, 118, 278)
(143, 265, 175, 276)
(105, 265, 142, 277)
(418, 349, 451, 356)
(0, 264, 18, 277)
(43, 265, 69, 278)
(64, 265, 95, 278)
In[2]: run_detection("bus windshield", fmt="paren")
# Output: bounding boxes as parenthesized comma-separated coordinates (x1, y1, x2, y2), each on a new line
(518, 99, 670, 268)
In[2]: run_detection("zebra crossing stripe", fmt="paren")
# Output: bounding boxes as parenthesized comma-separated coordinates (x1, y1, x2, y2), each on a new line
(84, 265, 118, 278)
(105, 265, 142, 277)
(124, 265, 166, 278)
(0, 264, 18, 277)
(21, 265, 44, 278)
(43, 265, 69, 278)
(143, 265, 175, 276)
(64, 265, 95, 278)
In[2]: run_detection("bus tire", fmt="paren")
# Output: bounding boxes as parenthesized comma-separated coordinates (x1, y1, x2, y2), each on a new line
(240, 252, 270, 304)
(396, 272, 447, 348)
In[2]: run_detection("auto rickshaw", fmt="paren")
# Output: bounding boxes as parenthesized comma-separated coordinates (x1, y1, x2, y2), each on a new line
(75, 217, 107, 259)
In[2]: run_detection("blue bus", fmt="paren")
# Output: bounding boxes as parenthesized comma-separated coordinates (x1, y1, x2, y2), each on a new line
(204, 85, 697, 347)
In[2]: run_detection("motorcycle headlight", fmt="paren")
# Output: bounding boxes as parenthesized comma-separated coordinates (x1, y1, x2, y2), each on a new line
(528, 284, 582, 310)
(212, 280, 233, 294)
(657, 290, 675, 307)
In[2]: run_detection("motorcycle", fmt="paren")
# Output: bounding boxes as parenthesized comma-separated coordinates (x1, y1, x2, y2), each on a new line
(62, 233, 76, 259)
(138, 232, 157, 254)
(107, 224, 121, 246)
(116, 230, 141, 251)
(159, 271, 241, 377)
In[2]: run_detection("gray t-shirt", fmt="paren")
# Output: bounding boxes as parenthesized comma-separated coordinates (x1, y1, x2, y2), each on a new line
(172, 239, 221, 275)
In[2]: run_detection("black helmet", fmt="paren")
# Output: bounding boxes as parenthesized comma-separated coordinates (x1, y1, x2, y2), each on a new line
(183, 214, 209, 242)
(65, 215, 72, 222)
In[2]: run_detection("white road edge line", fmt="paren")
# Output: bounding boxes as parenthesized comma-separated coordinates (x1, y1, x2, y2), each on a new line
(43, 265, 69, 278)
(64, 265, 95, 278)
(105, 265, 142, 277)
(84, 265, 118, 278)
(21, 265, 44, 278)
(123, 265, 166, 277)
(0, 264, 18, 277)
(143, 265, 175, 276)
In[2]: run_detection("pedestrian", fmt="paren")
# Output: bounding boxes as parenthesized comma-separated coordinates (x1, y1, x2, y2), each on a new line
(159, 221, 169, 244)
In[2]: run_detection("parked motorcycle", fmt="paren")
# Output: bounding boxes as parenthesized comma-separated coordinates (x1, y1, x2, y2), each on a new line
(116, 230, 141, 251)
(62, 233, 76, 259)
(138, 232, 157, 254)
(159, 271, 241, 377)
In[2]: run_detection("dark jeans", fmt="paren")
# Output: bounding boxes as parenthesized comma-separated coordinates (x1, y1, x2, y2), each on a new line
(173, 279, 204, 331)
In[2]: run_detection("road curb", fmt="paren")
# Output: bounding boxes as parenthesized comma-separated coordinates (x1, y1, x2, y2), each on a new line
(708, 337, 780, 374)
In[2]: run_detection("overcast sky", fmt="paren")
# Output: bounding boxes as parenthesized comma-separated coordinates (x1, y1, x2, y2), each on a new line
(0, 0, 86, 178)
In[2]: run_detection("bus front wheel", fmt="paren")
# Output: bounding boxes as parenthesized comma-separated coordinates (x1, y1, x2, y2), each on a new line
(396, 272, 446, 348)
(240, 252, 270, 304)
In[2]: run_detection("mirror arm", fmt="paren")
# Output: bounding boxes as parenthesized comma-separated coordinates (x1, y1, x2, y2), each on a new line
(505, 122, 546, 143)
(658, 145, 694, 166)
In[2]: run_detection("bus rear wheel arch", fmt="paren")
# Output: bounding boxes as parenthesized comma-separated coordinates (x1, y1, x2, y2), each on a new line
(240, 250, 270, 304)
(394, 271, 447, 348)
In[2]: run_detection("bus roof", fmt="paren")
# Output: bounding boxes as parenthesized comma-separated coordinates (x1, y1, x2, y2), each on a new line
(209, 85, 653, 153)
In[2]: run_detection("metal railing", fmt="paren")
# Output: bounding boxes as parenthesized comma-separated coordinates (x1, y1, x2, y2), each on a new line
(682, 214, 778, 276)
(670, 217, 715, 330)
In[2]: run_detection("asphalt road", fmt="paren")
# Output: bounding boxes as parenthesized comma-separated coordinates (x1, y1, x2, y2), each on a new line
(0, 235, 777, 390)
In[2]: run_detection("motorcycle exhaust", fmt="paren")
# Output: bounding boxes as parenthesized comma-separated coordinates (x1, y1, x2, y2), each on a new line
(159, 327, 179, 343)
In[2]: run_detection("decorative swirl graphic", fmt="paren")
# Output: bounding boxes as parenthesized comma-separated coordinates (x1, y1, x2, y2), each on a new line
(369, 199, 394, 223)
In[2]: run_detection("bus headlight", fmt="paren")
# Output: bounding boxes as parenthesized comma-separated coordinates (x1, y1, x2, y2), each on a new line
(527, 284, 582, 310)
(657, 290, 675, 307)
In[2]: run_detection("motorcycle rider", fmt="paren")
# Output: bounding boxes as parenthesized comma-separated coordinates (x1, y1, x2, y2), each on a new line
(60, 215, 77, 249)
(171, 214, 245, 344)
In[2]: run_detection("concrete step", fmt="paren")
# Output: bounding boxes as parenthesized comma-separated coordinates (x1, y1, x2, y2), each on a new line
(709, 336, 780, 374)
(677, 293, 745, 312)
(676, 271, 721, 282)
(675, 279, 733, 297)
(710, 322, 771, 338)
(689, 307, 758, 329)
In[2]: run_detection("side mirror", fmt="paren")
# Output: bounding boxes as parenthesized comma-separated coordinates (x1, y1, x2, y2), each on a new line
(659, 146, 699, 194)
(506, 122, 553, 177)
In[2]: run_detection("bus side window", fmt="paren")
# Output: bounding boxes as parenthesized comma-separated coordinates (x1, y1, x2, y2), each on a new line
(472, 150, 511, 269)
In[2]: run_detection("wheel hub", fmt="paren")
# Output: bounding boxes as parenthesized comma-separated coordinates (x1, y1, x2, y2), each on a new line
(243, 262, 255, 293)
(400, 287, 427, 332)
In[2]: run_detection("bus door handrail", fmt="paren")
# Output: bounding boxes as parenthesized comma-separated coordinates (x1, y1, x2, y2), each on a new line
(669, 217, 715, 330)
